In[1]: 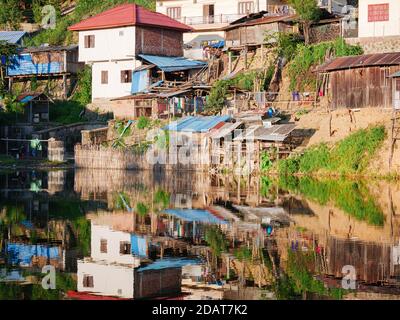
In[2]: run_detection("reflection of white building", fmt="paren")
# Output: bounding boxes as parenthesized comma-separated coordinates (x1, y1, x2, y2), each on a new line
(76, 222, 187, 299)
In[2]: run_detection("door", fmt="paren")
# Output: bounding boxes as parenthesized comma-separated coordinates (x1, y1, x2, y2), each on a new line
(203, 4, 215, 24)
(394, 79, 400, 109)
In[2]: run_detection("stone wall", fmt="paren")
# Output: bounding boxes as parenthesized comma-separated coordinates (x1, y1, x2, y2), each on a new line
(346, 36, 400, 54)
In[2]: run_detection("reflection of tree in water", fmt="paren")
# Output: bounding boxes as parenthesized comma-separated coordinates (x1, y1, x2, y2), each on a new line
(279, 176, 385, 226)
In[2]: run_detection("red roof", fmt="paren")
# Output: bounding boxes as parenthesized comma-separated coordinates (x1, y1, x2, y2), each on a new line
(69, 4, 192, 32)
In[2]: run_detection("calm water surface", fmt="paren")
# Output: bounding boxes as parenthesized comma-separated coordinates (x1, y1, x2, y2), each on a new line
(1, 169, 400, 300)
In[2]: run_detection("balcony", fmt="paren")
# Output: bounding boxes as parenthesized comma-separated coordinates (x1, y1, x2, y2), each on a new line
(179, 14, 247, 26)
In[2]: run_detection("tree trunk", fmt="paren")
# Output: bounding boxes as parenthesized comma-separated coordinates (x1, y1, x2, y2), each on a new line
(303, 22, 311, 45)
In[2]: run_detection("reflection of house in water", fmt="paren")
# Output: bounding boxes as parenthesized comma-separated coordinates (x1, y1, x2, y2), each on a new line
(326, 237, 400, 286)
(76, 218, 202, 299)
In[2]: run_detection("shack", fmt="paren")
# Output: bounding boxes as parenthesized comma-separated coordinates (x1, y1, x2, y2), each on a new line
(16, 92, 53, 124)
(7, 45, 84, 99)
(317, 52, 400, 109)
(224, 12, 297, 50)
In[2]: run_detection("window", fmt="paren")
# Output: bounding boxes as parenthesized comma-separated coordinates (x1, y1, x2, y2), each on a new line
(167, 7, 181, 19)
(368, 3, 389, 22)
(83, 275, 94, 288)
(84, 35, 95, 48)
(101, 71, 108, 84)
(100, 239, 107, 253)
(121, 70, 132, 83)
(238, 1, 254, 14)
(120, 242, 132, 255)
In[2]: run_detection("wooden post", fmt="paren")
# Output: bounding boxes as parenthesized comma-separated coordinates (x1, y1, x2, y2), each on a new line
(228, 51, 232, 74)
(63, 74, 67, 99)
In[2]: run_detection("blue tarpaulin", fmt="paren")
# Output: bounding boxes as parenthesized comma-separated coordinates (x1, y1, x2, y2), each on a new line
(164, 116, 231, 133)
(163, 209, 228, 224)
(137, 258, 201, 272)
(131, 235, 148, 257)
(7, 53, 62, 76)
(138, 54, 206, 72)
(7, 243, 60, 266)
(131, 69, 150, 94)
(211, 41, 225, 48)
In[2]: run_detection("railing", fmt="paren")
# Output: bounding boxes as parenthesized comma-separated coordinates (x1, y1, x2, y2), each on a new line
(179, 14, 246, 26)
(178, 6, 295, 26)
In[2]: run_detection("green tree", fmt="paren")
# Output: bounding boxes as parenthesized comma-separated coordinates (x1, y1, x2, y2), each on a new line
(0, 0, 23, 30)
(0, 41, 17, 94)
(288, 0, 321, 44)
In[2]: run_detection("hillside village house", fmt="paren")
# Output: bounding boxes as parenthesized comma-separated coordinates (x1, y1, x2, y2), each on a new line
(68, 4, 193, 104)
(156, 0, 295, 60)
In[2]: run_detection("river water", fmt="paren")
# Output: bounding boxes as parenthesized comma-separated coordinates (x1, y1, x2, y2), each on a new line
(1, 169, 400, 300)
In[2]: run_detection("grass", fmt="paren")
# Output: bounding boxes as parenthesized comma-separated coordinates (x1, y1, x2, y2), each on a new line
(50, 100, 87, 124)
(278, 126, 386, 176)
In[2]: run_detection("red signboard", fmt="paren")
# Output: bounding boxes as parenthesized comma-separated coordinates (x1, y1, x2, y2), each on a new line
(368, 3, 389, 22)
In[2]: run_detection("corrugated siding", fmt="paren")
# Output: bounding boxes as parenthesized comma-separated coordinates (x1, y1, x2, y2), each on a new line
(7, 54, 63, 76)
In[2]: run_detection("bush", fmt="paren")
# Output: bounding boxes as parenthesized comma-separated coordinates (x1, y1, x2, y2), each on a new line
(137, 116, 151, 130)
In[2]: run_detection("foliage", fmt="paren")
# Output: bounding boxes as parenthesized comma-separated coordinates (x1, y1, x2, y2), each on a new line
(288, 38, 363, 91)
(260, 150, 273, 172)
(136, 202, 149, 216)
(287, 0, 321, 44)
(234, 246, 253, 262)
(205, 226, 229, 258)
(280, 249, 344, 299)
(32, 0, 62, 24)
(153, 189, 170, 210)
(72, 66, 92, 106)
(0, 41, 18, 95)
(0, 0, 22, 29)
(278, 126, 385, 175)
(137, 116, 151, 130)
(51, 100, 87, 124)
(260, 176, 273, 198)
(205, 79, 232, 114)
(265, 32, 302, 61)
(278, 176, 385, 226)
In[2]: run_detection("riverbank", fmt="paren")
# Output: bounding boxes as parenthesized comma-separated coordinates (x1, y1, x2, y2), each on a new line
(0, 156, 74, 170)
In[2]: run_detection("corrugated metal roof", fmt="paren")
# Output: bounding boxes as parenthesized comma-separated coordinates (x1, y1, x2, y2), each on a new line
(139, 54, 207, 72)
(317, 52, 400, 72)
(7, 54, 62, 76)
(69, 4, 192, 32)
(208, 121, 244, 139)
(137, 258, 202, 272)
(233, 124, 295, 142)
(0, 31, 26, 44)
(164, 116, 231, 133)
(254, 124, 296, 142)
(163, 209, 228, 224)
(21, 45, 78, 53)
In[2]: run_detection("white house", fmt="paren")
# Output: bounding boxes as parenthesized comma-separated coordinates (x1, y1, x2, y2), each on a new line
(358, 0, 400, 38)
(156, 0, 292, 59)
(69, 4, 192, 102)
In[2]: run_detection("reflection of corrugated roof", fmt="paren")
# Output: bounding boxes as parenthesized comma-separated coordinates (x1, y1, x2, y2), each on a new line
(138, 54, 207, 72)
(317, 52, 400, 72)
(137, 258, 201, 272)
(163, 209, 228, 224)
(164, 116, 231, 133)
(0, 31, 26, 44)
